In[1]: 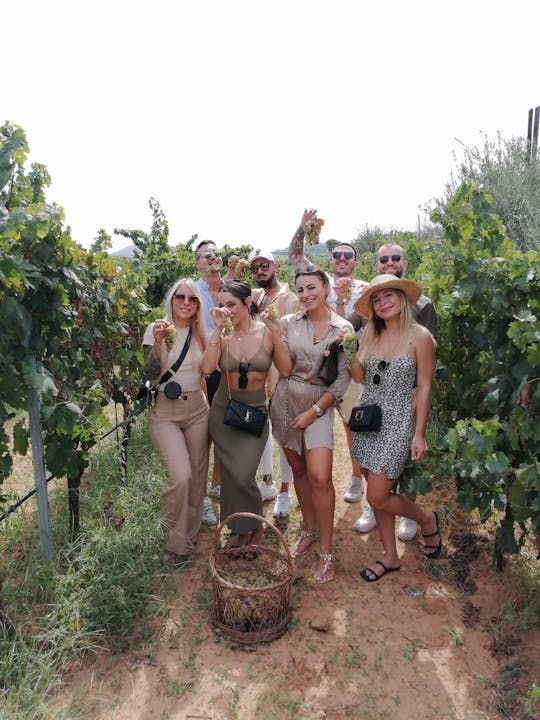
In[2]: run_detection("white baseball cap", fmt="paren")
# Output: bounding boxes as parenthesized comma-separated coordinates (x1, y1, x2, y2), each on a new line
(248, 248, 275, 265)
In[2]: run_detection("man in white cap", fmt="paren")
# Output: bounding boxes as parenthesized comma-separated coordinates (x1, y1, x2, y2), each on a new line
(348, 242, 438, 540)
(247, 247, 300, 517)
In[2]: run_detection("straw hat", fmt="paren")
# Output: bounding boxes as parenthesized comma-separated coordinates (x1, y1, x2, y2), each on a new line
(353, 274, 422, 317)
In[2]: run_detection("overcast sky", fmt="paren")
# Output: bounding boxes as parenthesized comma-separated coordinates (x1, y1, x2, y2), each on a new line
(5, 0, 539, 254)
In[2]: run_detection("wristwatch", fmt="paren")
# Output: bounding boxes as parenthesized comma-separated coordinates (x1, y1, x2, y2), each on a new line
(312, 403, 324, 417)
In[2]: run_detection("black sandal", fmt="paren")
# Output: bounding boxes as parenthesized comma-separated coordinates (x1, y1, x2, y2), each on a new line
(423, 511, 442, 559)
(359, 560, 400, 582)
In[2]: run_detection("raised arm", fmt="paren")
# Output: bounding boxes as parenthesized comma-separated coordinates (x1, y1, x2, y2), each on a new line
(288, 208, 318, 270)
(260, 310, 292, 377)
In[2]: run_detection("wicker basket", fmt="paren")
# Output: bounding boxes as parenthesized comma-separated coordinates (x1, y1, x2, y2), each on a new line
(209, 512, 293, 646)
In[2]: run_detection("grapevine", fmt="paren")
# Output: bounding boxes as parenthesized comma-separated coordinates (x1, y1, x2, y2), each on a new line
(267, 304, 278, 321)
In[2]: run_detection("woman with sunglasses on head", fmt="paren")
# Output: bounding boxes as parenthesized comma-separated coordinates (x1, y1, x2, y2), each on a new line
(270, 266, 353, 583)
(142, 278, 209, 564)
(348, 274, 440, 582)
(201, 280, 291, 549)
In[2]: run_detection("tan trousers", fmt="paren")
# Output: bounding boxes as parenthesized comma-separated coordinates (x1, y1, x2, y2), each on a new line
(148, 388, 209, 556)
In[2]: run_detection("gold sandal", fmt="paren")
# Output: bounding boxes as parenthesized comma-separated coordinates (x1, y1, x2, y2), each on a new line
(314, 551, 335, 584)
(291, 529, 319, 559)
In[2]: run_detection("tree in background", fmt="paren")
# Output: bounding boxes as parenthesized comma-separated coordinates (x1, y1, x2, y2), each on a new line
(433, 132, 540, 252)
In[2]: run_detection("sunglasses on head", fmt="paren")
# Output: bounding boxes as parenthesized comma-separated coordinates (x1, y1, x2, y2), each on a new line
(378, 254, 402, 264)
(173, 293, 199, 304)
(373, 360, 389, 386)
(332, 251, 355, 261)
(251, 261, 270, 273)
(238, 361, 250, 389)
(198, 249, 221, 260)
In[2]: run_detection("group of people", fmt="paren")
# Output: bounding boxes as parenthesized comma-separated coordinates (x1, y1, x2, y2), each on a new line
(141, 209, 441, 584)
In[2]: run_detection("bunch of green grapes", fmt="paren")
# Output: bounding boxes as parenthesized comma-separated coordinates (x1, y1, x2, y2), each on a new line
(342, 332, 358, 365)
(164, 325, 176, 351)
(304, 218, 325, 245)
(234, 259, 249, 280)
(341, 283, 352, 303)
(223, 317, 233, 336)
(267, 304, 278, 321)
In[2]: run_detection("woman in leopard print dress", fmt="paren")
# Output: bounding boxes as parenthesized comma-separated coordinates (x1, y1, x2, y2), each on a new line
(348, 275, 441, 582)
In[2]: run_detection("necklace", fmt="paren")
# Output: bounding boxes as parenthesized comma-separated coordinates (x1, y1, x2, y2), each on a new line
(259, 287, 278, 311)
(232, 319, 252, 343)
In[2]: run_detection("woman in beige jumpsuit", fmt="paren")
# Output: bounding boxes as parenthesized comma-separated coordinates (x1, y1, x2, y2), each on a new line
(142, 278, 209, 563)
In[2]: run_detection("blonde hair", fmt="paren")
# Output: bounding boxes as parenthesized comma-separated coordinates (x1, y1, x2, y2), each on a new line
(164, 278, 207, 351)
(359, 289, 415, 363)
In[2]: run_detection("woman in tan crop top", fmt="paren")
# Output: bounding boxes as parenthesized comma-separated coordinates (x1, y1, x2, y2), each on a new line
(201, 280, 291, 549)
(142, 278, 209, 564)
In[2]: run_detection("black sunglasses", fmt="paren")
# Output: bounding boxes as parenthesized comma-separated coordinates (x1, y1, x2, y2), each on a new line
(173, 293, 199, 303)
(198, 249, 222, 260)
(238, 361, 250, 389)
(251, 261, 270, 273)
(332, 251, 355, 260)
(378, 254, 402, 263)
(373, 360, 389, 385)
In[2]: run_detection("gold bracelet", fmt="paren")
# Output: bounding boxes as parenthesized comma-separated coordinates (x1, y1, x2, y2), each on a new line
(208, 339, 220, 346)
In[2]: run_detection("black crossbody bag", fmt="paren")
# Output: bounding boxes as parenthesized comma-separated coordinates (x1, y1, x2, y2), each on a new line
(138, 330, 191, 405)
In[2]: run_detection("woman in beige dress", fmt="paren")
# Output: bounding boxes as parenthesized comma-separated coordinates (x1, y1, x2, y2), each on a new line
(271, 267, 353, 583)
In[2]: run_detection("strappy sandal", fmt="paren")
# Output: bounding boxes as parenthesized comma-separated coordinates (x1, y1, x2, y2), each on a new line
(314, 551, 335, 584)
(423, 511, 442, 559)
(291, 529, 319, 559)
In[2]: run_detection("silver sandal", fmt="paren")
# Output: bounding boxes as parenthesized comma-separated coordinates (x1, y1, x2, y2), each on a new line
(291, 529, 319, 558)
(314, 551, 335, 584)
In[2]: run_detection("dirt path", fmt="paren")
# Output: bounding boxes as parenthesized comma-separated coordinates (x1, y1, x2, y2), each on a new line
(51, 421, 539, 720)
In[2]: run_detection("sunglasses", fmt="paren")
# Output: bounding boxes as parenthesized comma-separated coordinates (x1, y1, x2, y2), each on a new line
(173, 293, 199, 304)
(378, 254, 402, 264)
(373, 360, 389, 386)
(198, 249, 222, 260)
(251, 262, 271, 273)
(332, 251, 355, 261)
(238, 361, 250, 389)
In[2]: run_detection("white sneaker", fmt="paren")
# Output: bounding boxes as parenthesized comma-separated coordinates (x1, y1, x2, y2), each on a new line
(343, 476, 364, 503)
(353, 504, 376, 533)
(273, 492, 290, 517)
(202, 496, 217, 526)
(207, 484, 220, 499)
(397, 516, 418, 541)
(259, 478, 278, 502)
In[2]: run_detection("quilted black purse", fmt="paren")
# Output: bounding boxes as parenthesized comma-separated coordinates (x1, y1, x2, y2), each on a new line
(348, 403, 382, 432)
(223, 398, 268, 437)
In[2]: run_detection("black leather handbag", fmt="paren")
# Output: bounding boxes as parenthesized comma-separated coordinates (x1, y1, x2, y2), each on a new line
(317, 341, 340, 386)
(348, 403, 382, 432)
(223, 398, 268, 437)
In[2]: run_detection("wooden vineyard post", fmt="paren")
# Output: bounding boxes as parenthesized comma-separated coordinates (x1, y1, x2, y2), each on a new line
(27, 354, 53, 561)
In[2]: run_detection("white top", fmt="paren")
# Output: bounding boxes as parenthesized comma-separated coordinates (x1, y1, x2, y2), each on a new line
(142, 324, 203, 391)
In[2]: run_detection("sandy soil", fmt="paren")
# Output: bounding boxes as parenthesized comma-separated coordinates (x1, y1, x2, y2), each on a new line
(49, 419, 539, 720)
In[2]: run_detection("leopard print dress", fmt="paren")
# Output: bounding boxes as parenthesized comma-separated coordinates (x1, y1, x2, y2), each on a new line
(351, 352, 416, 480)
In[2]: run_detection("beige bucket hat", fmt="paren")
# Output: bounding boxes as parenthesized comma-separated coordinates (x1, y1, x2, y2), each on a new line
(353, 274, 422, 317)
